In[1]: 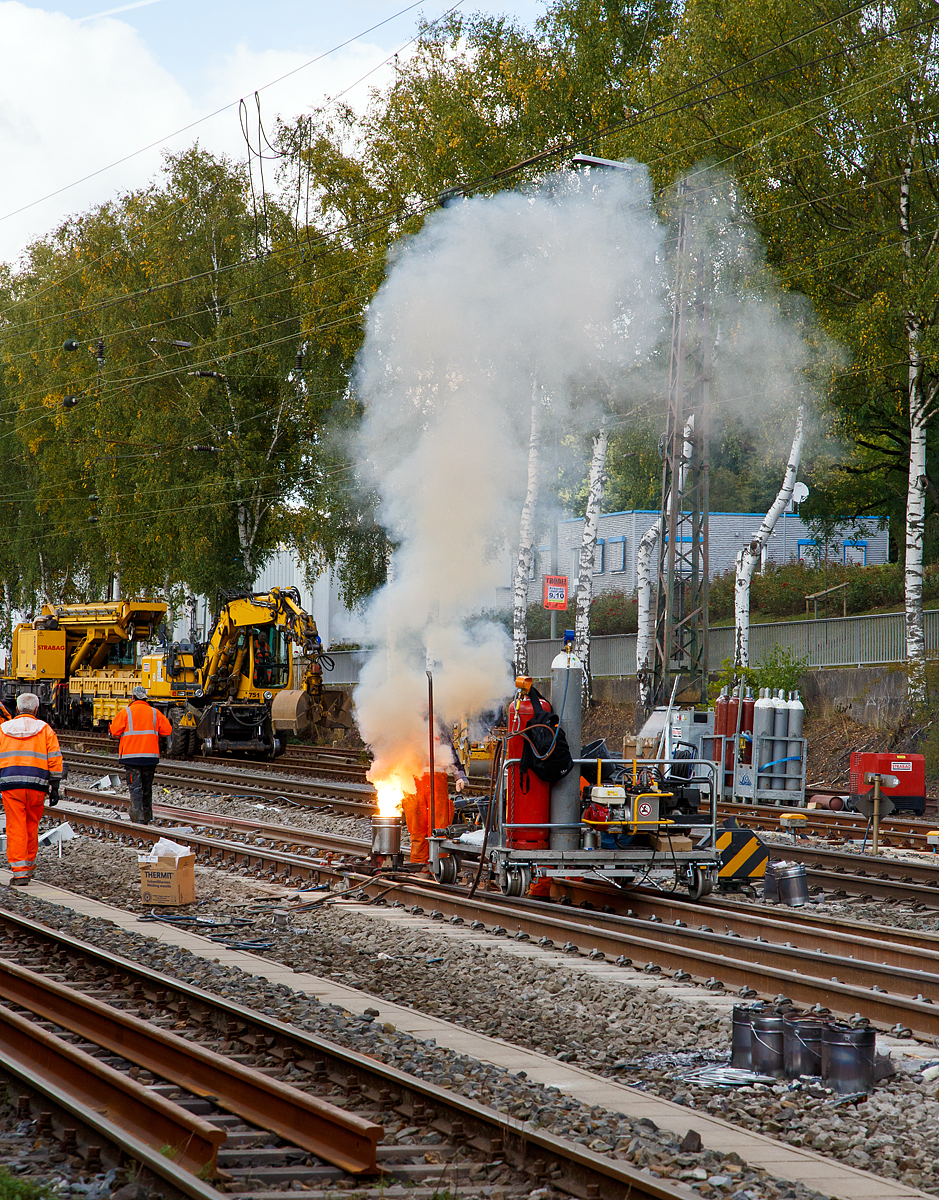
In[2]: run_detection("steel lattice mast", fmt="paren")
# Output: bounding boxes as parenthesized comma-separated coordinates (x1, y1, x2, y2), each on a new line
(651, 185, 711, 706)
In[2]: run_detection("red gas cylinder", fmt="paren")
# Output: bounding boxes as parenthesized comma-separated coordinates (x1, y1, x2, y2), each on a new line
(506, 694, 552, 850)
(714, 689, 729, 736)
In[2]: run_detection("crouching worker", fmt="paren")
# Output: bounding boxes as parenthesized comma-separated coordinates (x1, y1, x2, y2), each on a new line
(110, 686, 172, 824)
(0, 693, 63, 886)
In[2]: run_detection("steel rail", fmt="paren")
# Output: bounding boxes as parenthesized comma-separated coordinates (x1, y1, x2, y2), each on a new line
(718, 802, 937, 849)
(345, 876, 939, 1039)
(0, 998, 225, 1175)
(64, 751, 377, 815)
(45, 800, 939, 1033)
(0, 956, 381, 1174)
(63, 788, 368, 856)
(49, 804, 360, 882)
(0, 1059, 223, 1200)
(0, 910, 689, 1200)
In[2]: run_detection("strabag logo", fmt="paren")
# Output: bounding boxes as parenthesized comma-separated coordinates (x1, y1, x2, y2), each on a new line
(890, 761, 913, 772)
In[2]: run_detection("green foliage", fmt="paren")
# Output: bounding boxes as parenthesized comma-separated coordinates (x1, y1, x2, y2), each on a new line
(710, 560, 939, 623)
(711, 644, 809, 699)
(0, 1168, 55, 1200)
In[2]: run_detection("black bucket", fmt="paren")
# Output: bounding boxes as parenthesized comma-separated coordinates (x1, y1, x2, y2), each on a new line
(750, 1014, 786, 1077)
(776, 862, 809, 907)
(732, 1006, 754, 1068)
(822, 1023, 876, 1094)
(763, 860, 780, 902)
(783, 1015, 825, 1078)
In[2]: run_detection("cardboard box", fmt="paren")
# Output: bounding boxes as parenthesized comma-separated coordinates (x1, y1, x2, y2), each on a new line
(653, 835, 693, 853)
(140, 854, 195, 905)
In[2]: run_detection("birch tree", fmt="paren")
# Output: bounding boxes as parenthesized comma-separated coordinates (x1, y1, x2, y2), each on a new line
(628, 0, 939, 709)
(512, 382, 542, 675)
(573, 422, 609, 689)
(734, 407, 804, 668)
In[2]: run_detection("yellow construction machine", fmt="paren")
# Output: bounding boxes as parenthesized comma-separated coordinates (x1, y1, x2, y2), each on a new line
(3, 588, 352, 757)
(141, 587, 352, 757)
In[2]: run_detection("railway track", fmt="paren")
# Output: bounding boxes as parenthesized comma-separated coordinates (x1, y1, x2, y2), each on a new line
(41, 797, 939, 1042)
(0, 908, 688, 1200)
(64, 751, 377, 816)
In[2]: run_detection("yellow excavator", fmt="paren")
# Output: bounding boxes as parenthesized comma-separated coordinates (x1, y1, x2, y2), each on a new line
(3, 588, 352, 757)
(142, 587, 353, 757)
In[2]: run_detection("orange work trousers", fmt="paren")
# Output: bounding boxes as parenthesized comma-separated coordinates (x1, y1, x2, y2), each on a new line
(402, 772, 453, 864)
(3, 789, 46, 882)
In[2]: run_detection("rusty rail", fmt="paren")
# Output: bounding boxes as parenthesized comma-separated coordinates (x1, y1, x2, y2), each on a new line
(0, 956, 382, 1174)
(0, 999, 224, 1175)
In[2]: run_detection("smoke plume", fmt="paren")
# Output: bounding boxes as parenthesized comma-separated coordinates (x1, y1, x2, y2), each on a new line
(350, 167, 667, 783)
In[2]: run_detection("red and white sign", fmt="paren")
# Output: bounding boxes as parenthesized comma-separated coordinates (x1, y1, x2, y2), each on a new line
(543, 575, 568, 610)
(891, 761, 914, 772)
(637, 801, 653, 818)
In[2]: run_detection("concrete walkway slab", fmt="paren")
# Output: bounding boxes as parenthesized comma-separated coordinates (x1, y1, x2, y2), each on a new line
(5, 873, 932, 1200)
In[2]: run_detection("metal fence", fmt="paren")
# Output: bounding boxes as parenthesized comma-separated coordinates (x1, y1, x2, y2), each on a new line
(322, 609, 938, 685)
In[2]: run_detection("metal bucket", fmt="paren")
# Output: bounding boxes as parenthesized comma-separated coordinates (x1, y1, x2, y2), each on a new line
(732, 1005, 756, 1068)
(371, 816, 402, 857)
(763, 860, 780, 902)
(822, 1023, 875, 1094)
(784, 1015, 825, 1078)
(750, 1014, 786, 1077)
(776, 862, 809, 907)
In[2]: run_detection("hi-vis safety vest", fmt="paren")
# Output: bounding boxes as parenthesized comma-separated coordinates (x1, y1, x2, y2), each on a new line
(109, 701, 171, 762)
(0, 716, 63, 792)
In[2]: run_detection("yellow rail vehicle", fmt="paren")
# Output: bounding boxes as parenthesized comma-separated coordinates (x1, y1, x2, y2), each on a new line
(2, 589, 351, 757)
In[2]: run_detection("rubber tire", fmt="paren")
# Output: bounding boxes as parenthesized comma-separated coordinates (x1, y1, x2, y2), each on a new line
(167, 710, 188, 759)
(185, 727, 199, 757)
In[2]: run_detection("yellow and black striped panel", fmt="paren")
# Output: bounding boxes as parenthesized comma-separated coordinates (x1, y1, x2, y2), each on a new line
(716, 829, 769, 879)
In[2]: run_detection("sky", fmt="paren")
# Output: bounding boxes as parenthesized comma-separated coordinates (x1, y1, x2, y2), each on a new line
(0, 0, 544, 265)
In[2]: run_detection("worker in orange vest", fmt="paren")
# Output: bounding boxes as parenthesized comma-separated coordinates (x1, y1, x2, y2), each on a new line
(402, 723, 467, 867)
(0, 693, 63, 886)
(109, 686, 172, 824)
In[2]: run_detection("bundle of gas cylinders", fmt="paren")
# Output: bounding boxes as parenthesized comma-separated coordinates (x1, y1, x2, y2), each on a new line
(714, 687, 805, 794)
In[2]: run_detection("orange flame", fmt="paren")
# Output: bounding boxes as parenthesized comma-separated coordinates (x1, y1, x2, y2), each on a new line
(371, 766, 414, 818)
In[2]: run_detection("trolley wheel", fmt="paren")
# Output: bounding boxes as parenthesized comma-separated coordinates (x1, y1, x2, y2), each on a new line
(499, 866, 525, 897)
(686, 865, 713, 901)
(434, 854, 458, 886)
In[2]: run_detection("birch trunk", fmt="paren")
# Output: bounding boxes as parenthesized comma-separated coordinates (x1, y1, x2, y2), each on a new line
(512, 382, 542, 676)
(734, 406, 805, 668)
(901, 139, 927, 706)
(574, 424, 609, 688)
(636, 418, 695, 707)
(635, 522, 658, 708)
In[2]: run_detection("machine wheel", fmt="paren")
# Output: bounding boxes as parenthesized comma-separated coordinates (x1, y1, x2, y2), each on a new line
(185, 728, 199, 757)
(686, 866, 714, 901)
(500, 866, 525, 897)
(435, 855, 458, 886)
(167, 710, 189, 759)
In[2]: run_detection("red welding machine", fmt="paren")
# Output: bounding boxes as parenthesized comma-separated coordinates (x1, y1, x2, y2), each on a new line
(849, 752, 925, 815)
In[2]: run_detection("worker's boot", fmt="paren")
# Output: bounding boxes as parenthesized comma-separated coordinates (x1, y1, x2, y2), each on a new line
(127, 769, 146, 824)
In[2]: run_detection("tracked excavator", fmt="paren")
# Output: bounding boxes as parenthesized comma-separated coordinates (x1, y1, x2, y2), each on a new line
(2, 588, 352, 757)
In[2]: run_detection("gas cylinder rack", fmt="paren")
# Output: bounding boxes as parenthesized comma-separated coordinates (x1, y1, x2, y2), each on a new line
(715, 687, 807, 806)
(428, 642, 720, 900)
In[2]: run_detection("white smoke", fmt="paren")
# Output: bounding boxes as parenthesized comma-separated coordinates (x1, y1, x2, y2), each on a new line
(351, 167, 668, 782)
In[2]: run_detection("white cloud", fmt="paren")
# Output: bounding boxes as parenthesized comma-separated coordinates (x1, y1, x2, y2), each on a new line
(0, 1, 197, 264)
(0, 2, 402, 266)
